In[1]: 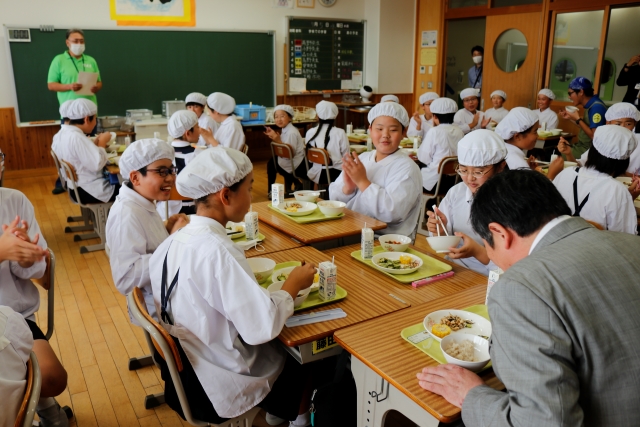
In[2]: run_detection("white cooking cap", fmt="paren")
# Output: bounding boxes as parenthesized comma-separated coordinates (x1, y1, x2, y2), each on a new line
(538, 88, 555, 100)
(458, 130, 507, 167)
(460, 88, 480, 101)
(316, 101, 339, 120)
(176, 146, 253, 199)
(605, 102, 640, 122)
(368, 102, 410, 128)
(490, 90, 507, 101)
(59, 100, 73, 119)
(167, 110, 199, 139)
(119, 138, 175, 180)
(274, 104, 295, 117)
(419, 92, 440, 105)
(185, 92, 207, 106)
(494, 107, 539, 140)
(381, 95, 399, 103)
(430, 98, 458, 115)
(207, 92, 236, 115)
(67, 99, 97, 120)
(592, 125, 637, 160)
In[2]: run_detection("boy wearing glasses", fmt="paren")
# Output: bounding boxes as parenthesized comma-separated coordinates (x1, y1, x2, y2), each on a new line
(454, 88, 487, 134)
(106, 139, 188, 321)
(426, 130, 507, 276)
(559, 77, 607, 158)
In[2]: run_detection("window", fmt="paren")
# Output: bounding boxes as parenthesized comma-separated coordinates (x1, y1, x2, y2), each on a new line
(493, 0, 541, 7)
(602, 6, 640, 102)
(449, 0, 488, 9)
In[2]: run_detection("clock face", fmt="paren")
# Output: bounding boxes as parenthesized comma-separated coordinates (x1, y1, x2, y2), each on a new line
(319, 0, 336, 6)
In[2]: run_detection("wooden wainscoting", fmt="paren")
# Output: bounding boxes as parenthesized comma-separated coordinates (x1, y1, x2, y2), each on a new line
(0, 108, 59, 171)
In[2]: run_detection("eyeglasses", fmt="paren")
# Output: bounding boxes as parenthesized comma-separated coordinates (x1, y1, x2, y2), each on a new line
(462, 98, 477, 103)
(567, 90, 576, 96)
(455, 165, 494, 178)
(147, 167, 178, 177)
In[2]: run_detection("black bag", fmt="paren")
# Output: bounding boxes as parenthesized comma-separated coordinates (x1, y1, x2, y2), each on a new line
(309, 351, 357, 427)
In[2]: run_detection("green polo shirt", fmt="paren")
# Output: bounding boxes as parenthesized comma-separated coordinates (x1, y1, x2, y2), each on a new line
(47, 51, 101, 113)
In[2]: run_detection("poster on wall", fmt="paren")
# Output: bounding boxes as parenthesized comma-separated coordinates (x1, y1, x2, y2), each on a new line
(110, 0, 196, 27)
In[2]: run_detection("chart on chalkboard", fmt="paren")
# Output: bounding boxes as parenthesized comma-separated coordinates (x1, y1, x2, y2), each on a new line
(287, 17, 365, 94)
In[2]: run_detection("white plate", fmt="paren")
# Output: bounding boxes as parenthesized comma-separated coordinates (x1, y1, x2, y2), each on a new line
(276, 201, 317, 217)
(423, 309, 492, 342)
(225, 221, 245, 239)
(371, 252, 423, 275)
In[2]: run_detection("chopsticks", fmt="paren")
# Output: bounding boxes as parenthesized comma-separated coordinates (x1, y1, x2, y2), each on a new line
(289, 190, 326, 195)
(432, 205, 449, 236)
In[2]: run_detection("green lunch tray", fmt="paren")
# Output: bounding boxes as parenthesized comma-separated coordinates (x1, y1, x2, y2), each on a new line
(350, 246, 452, 283)
(231, 232, 265, 242)
(267, 203, 344, 224)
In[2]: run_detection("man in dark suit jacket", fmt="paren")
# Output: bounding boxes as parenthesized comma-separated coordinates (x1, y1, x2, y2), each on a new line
(617, 54, 640, 132)
(417, 170, 640, 427)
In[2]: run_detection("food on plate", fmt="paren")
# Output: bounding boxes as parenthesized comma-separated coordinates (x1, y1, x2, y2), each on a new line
(226, 224, 244, 232)
(285, 202, 303, 212)
(376, 255, 420, 270)
(276, 270, 320, 283)
(440, 313, 474, 331)
(443, 339, 476, 362)
(431, 324, 451, 338)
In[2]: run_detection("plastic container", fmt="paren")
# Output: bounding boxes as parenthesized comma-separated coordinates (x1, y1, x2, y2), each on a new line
(126, 109, 153, 121)
(272, 184, 285, 206)
(234, 104, 266, 122)
(162, 100, 186, 117)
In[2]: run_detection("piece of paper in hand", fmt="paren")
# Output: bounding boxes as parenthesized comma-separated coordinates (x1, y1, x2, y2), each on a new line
(75, 72, 99, 96)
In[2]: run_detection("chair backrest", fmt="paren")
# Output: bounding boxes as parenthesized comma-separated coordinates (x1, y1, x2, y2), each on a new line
(438, 156, 458, 176)
(14, 352, 41, 427)
(50, 150, 67, 190)
(31, 249, 54, 340)
(271, 142, 293, 160)
(169, 186, 191, 202)
(32, 248, 52, 291)
(60, 159, 79, 183)
(307, 147, 331, 166)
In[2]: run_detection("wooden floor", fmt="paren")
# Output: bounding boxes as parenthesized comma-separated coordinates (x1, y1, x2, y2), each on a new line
(8, 160, 426, 427)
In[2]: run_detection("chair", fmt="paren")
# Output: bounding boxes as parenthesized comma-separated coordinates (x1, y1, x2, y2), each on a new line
(14, 352, 41, 427)
(164, 186, 193, 221)
(59, 160, 113, 253)
(270, 141, 310, 191)
(51, 150, 94, 234)
(307, 147, 332, 193)
(31, 248, 55, 340)
(127, 288, 261, 426)
(241, 144, 249, 155)
(0, 151, 5, 188)
(417, 156, 459, 237)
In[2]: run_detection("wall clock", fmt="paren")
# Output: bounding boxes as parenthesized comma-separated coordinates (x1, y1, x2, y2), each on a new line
(318, 0, 337, 7)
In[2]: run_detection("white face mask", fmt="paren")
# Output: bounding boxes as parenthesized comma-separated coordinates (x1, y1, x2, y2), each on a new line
(69, 43, 85, 56)
(473, 55, 483, 64)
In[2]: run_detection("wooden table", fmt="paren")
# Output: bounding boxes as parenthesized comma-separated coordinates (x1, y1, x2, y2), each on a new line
(251, 200, 387, 248)
(335, 101, 375, 129)
(323, 242, 487, 306)
(334, 285, 503, 427)
(244, 222, 304, 257)
(264, 246, 407, 363)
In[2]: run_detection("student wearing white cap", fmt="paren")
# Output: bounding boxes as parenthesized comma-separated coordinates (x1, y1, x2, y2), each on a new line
(495, 107, 541, 171)
(534, 88, 559, 130)
(427, 130, 506, 275)
(265, 104, 307, 194)
(381, 94, 400, 103)
(329, 102, 423, 238)
(156, 110, 200, 219)
(553, 125, 637, 234)
(417, 97, 464, 193)
(483, 90, 509, 125)
(454, 88, 485, 134)
(150, 147, 315, 425)
(408, 92, 439, 141)
(206, 92, 245, 151)
(304, 101, 349, 195)
(52, 98, 119, 204)
(51, 100, 75, 194)
(186, 92, 219, 147)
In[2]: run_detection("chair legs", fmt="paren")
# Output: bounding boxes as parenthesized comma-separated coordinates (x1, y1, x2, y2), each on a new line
(79, 203, 112, 254)
(64, 207, 94, 233)
(128, 330, 166, 410)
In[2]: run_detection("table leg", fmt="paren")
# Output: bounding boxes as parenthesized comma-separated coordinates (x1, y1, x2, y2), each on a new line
(351, 357, 441, 427)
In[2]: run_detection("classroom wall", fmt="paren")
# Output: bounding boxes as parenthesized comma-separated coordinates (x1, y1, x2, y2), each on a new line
(377, 0, 416, 94)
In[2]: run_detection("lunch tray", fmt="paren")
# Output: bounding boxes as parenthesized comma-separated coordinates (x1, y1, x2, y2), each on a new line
(350, 247, 452, 283)
(260, 261, 347, 312)
(267, 203, 344, 224)
(400, 305, 492, 369)
(231, 232, 265, 242)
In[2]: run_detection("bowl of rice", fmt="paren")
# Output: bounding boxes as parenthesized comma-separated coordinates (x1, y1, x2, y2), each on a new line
(440, 333, 490, 372)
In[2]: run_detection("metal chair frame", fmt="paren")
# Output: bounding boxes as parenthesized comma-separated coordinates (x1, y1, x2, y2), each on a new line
(306, 147, 333, 191)
(31, 248, 55, 340)
(270, 141, 310, 190)
(14, 352, 41, 427)
(51, 150, 94, 233)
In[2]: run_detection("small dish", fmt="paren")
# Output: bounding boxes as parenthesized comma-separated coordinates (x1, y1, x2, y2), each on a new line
(276, 201, 317, 216)
(225, 221, 245, 239)
(378, 234, 411, 252)
(423, 309, 492, 342)
(246, 258, 275, 284)
(317, 201, 346, 216)
(293, 191, 320, 202)
(426, 236, 462, 253)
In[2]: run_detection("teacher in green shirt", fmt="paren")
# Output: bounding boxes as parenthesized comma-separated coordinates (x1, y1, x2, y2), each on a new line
(47, 29, 102, 111)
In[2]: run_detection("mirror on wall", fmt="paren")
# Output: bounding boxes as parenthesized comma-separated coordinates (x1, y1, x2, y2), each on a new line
(493, 29, 528, 73)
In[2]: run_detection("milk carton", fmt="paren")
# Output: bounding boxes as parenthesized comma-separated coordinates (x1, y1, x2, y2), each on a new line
(244, 208, 259, 240)
(318, 261, 337, 301)
(361, 223, 374, 260)
(272, 183, 285, 207)
(486, 267, 504, 305)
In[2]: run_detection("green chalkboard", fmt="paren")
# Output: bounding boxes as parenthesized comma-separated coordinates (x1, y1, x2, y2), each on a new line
(8, 28, 275, 123)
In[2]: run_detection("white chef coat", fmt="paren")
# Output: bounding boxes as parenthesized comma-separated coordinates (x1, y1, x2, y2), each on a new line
(433, 182, 497, 276)
(0, 189, 47, 319)
(553, 166, 637, 234)
(505, 143, 530, 170)
(534, 107, 559, 131)
(407, 115, 433, 141)
(149, 216, 293, 418)
(329, 150, 423, 238)
(454, 109, 484, 134)
(156, 140, 197, 220)
(214, 116, 245, 151)
(418, 124, 463, 191)
(0, 305, 33, 427)
(197, 114, 219, 147)
(52, 125, 114, 202)
(305, 125, 349, 184)
(277, 123, 305, 174)
(106, 184, 169, 322)
(484, 107, 509, 124)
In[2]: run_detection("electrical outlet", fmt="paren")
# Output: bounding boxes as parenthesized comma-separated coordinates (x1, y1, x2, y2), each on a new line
(419, 66, 426, 74)
(428, 66, 433, 74)
(421, 82, 424, 88)
(427, 82, 433, 89)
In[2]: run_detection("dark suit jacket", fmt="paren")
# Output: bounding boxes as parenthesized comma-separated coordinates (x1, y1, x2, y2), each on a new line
(616, 64, 640, 106)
